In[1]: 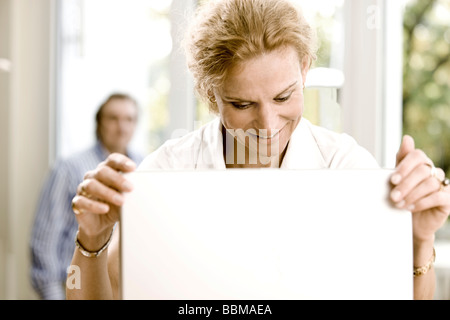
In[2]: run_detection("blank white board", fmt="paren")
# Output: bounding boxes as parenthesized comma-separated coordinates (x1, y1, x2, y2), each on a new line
(121, 169, 412, 300)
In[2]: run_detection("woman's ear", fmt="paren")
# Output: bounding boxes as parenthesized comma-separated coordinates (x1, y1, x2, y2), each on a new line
(300, 56, 311, 88)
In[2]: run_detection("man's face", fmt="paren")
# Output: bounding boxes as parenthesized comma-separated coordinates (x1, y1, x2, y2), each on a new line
(99, 98, 138, 154)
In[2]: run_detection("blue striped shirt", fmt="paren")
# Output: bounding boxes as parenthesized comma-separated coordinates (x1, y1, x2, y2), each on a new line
(30, 141, 144, 300)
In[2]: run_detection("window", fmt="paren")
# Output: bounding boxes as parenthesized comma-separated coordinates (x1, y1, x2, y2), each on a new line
(57, 0, 173, 157)
(292, 0, 346, 133)
(403, 0, 450, 177)
(56, 0, 403, 167)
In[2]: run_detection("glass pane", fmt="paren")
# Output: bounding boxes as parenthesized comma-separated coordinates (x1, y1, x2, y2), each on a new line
(292, 0, 345, 70)
(58, 0, 173, 157)
(403, 0, 450, 177)
(294, 0, 345, 132)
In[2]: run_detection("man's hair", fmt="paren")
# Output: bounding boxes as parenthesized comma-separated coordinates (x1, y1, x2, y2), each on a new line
(184, 0, 318, 113)
(95, 93, 138, 140)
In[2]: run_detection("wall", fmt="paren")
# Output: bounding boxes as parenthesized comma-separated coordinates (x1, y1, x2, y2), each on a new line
(0, 0, 11, 301)
(0, 0, 54, 299)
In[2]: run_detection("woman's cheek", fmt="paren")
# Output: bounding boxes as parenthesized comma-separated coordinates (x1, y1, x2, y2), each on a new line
(285, 95, 304, 120)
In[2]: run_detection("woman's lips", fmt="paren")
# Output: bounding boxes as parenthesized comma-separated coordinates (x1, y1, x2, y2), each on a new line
(247, 125, 285, 144)
(248, 131, 278, 139)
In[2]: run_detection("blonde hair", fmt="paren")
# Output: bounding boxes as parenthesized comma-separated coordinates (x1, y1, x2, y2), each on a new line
(184, 0, 317, 113)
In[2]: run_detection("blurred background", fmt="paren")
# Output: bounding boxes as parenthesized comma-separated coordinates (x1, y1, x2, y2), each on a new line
(0, 0, 449, 299)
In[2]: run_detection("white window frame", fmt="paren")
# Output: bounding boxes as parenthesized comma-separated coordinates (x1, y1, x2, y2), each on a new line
(165, 0, 197, 141)
(341, 0, 404, 168)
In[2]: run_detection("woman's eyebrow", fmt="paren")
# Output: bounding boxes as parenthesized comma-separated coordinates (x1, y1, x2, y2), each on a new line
(223, 95, 248, 102)
(275, 81, 298, 97)
(223, 81, 299, 101)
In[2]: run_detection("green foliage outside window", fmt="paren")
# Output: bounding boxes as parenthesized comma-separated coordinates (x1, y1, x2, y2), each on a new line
(403, 0, 450, 177)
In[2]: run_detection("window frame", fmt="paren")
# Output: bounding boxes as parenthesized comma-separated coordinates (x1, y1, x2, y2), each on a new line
(341, 0, 404, 168)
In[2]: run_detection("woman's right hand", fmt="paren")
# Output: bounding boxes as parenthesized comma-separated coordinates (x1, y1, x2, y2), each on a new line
(71, 153, 136, 251)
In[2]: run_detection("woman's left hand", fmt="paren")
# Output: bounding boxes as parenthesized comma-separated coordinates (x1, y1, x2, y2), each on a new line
(390, 135, 450, 244)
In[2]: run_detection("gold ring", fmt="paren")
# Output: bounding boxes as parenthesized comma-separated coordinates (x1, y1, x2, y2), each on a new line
(79, 183, 90, 198)
(441, 178, 450, 192)
(72, 198, 82, 215)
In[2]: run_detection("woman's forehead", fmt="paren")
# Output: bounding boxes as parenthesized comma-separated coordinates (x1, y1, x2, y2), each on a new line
(220, 47, 302, 97)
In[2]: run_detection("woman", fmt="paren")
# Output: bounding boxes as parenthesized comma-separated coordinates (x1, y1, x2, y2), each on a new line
(68, 0, 450, 300)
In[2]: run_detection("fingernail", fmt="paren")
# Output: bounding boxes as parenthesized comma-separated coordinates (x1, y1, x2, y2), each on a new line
(99, 203, 109, 212)
(391, 190, 402, 202)
(391, 174, 402, 185)
(396, 200, 405, 208)
(122, 180, 133, 192)
(407, 204, 415, 211)
(125, 161, 135, 169)
(114, 194, 124, 205)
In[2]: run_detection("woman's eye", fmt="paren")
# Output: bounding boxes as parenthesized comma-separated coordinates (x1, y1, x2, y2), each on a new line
(274, 94, 292, 103)
(231, 102, 252, 109)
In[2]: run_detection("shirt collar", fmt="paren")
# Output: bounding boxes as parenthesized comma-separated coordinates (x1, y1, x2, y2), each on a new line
(95, 140, 111, 161)
(95, 140, 142, 164)
(280, 118, 327, 169)
(199, 117, 326, 170)
(197, 117, 227, 169)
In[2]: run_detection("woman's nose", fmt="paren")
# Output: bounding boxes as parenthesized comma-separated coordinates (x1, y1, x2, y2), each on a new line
(256, 103, 278, 134)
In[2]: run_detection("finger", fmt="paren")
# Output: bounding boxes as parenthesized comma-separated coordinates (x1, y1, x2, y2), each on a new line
(411, 187, 450, 215)
(390, 163, 433, 204)
(396, 135, 415, 166)
(391, 149, 430, 185)
(103, 153, 136, 173)
(78, 178, 125, 207)
(92, 165, 134, 193)
(83, 169, 95, 180)
(72, 195, 110, 215)
(84, 153, 136, 179)
(435, 167, 446, 183)
(399, 176, 442, 210)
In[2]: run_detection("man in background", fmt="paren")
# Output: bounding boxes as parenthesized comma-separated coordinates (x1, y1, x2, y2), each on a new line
(30, 93, 144, 299)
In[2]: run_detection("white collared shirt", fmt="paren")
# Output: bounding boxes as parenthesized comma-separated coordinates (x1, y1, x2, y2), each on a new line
(138, 117, 380, 171)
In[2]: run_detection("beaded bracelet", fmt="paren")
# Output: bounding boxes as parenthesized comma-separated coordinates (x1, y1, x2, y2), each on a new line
(413, 248, 436, 278)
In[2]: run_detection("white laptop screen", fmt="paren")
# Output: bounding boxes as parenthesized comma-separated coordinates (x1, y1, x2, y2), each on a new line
(121, 169, 412, 300)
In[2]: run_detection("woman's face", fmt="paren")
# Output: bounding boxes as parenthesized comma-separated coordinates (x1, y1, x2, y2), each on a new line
(215, 46, 309, 166)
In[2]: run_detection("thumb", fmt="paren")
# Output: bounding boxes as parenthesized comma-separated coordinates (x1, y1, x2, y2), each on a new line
(396, 135, 415, 166)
